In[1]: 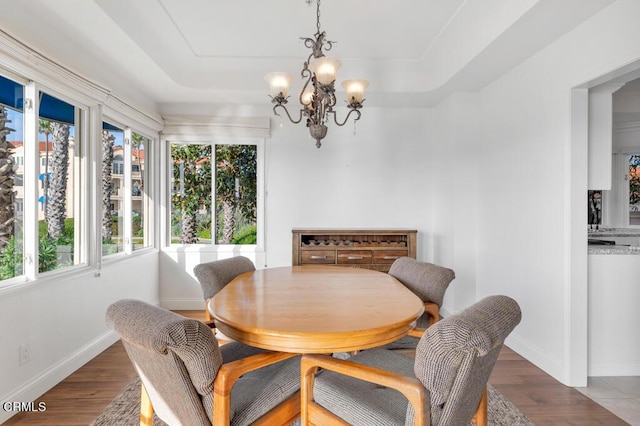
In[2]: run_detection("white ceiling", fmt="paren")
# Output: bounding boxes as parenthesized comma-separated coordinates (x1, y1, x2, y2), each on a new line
(0, 0, 618, 111)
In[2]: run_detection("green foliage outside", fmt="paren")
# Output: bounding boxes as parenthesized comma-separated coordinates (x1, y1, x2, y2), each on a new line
(39, 218, 74, 272)
(0, 219, 75, 279)
(0, 237, 19, 279)
(232, 225, 257, 245)
(132, 213, 143, 237)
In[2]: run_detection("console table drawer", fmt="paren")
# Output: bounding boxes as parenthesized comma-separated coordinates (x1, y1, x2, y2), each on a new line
(301, 250, 336, 264)
(373, 250, 409, 264)
(337, 250, 373, 264)
(292, 229, 417, 272)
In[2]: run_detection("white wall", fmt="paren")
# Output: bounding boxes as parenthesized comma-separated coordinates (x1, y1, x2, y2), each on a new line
(263, 107, 433, 266)
(0, 252, 159, 424)
(430, 0, 640, 385)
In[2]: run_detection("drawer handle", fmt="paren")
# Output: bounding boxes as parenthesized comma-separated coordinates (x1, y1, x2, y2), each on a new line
(347, 256, 364, 260)
(383, 255, 400, 260)
(310, 255, 328, 260)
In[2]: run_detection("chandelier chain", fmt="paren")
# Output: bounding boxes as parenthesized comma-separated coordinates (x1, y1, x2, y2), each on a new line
(316, 0, 321, 34)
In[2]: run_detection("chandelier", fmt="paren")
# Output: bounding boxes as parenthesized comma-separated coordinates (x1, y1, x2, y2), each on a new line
(265, 0, 368, 148)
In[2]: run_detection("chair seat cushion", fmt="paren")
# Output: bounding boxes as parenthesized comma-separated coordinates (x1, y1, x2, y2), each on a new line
(201, 342, 301, 426)
(314, 349, 417, 426)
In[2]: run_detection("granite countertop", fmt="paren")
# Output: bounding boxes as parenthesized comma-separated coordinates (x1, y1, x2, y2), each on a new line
(589, 245, 640, 255)
(588, 228, 640, 254)
(588, 228, 640, 237)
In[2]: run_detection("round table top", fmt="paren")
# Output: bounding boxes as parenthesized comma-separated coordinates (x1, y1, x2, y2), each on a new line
(209, 265, 424, 353)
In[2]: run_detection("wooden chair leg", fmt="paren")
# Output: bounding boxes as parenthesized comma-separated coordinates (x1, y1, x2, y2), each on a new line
(140, 382, 154, 426)
(424, 302, 440, 327)
(471, 386, 488, 426)
(205, 299, 212, 322)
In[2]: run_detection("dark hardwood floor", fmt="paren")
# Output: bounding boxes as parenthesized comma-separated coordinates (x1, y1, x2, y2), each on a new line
(2, 310, 628, 425)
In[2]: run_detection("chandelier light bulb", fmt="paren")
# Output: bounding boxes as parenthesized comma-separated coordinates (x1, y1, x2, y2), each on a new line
(342, 79, 369, 104)
(301, 88, 314, 107)
(309, 57, 342, 85)
(264, 72, 293, 98)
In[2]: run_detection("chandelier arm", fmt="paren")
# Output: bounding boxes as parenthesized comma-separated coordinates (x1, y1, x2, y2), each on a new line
(273, 104, 304, 124)
(298, 68, 313, 105)
(332, 108, 362, 127)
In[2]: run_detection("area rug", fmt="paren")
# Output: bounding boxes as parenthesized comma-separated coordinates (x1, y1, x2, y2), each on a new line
(92, 376, 533, 425)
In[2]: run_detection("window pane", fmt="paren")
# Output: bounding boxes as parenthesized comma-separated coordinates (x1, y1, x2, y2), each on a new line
(132, 132, 149, 250)
(215, 144, 257, 245)
(102, 123, 124, 255)
(170, 144, 212, 244)
(629, 154, 640, 225)
(0, 75, 24, 280)
(38, 91, 79, 273)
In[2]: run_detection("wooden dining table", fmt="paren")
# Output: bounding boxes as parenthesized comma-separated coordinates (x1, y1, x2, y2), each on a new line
(208, 265, 424, 354)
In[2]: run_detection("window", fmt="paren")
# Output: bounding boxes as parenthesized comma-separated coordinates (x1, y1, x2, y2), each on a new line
(102, 123, 153, 254)
(0, 41, 160, 287)
(37, 91, 82, 274)
(102, 122, 125, 255)
(131, 132, 150, 251)
(629, 154, 640, 225)
(170, 143, 257, 245)
(0, 75, 24, 281)
(112, 157, 124, 175)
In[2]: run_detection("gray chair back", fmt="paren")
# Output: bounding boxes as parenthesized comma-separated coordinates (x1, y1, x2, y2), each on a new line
(412, 295, 522, 425)
(106, 299, 221, 425)
(389, 257, 455, 308)
(194, 256, 256, 301)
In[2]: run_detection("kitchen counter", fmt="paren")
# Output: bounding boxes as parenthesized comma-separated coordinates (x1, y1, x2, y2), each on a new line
(588, 228, 640, 254)
(588, 227, 640, 237)
(589, 245, 640, 255)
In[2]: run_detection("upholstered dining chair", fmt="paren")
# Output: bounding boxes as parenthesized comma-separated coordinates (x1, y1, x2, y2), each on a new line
(106, 299, 301, 426)
(390, 257, 455, 329)
(382, 257, 455, 350)
(193, 256, 256, 327)
(301, 295, 522, 426)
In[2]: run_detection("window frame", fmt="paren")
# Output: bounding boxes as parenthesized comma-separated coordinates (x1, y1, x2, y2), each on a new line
(0, 34, 163, 292)
(0, 71, 28, 286)
(162, 135, 265, 254)
(27, 82, 91, 279)
(100, 117, 156, 258)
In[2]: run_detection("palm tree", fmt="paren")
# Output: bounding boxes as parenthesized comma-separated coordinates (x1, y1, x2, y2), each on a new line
(215, 145, 256, 244)
(102, 130, 115, 243)
(131, 133, 144, 190)
(171, 144, 211, 244)
(0, 107, 15, 250)
(38, 119, 52, 221)
(45, 121, 70, 239)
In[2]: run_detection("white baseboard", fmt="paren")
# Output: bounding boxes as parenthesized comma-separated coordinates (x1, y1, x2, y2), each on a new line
(589, 364, 640, 376)
(501, 332, 566, 385)
(0, 331, 119, 424)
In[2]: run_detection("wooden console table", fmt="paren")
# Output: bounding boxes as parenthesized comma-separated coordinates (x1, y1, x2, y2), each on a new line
(292, 228, 417, 272)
